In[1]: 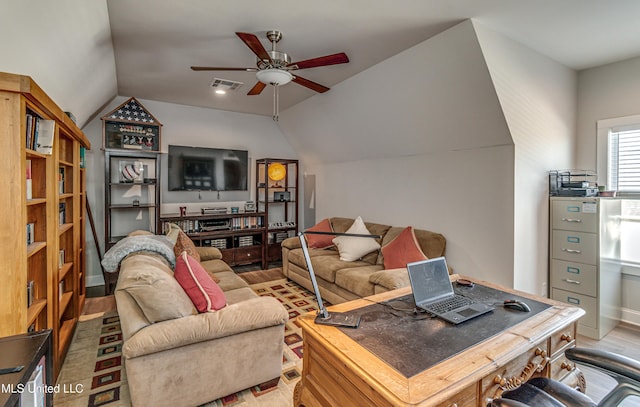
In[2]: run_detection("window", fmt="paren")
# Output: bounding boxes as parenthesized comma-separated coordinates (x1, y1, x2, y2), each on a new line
(597, 115, 640, 272)
(597, 114, 640, 195)
(608, 126, 640, 192)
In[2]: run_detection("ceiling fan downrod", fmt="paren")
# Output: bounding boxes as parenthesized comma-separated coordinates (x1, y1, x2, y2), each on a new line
(273, 85, 279, 121)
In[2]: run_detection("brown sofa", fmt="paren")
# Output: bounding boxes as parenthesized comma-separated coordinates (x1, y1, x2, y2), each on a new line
(281, 217, 447, 304)
(114, 243, 288, 407)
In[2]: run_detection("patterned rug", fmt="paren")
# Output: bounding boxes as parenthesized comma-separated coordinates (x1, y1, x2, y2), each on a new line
(55, 278, 318, 407)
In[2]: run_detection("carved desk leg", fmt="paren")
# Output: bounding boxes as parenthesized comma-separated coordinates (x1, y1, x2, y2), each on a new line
(293, 381, 303, 407)
(491, 347, 550, 400)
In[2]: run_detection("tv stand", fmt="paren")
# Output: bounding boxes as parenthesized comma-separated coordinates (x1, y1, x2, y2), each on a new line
(161, 211, 267, 269)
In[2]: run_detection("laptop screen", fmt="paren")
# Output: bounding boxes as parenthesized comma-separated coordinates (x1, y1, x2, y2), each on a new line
(407, 257, 454, 305)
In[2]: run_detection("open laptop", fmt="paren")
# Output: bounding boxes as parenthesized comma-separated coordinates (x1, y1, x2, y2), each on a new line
(407, 257, 494, 324)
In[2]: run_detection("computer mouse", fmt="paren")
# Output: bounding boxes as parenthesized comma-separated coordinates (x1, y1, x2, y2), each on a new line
(503, 300, 531, 312)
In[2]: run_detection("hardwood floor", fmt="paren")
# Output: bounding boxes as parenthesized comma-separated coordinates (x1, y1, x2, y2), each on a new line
(237, 267, 286, 284)
(80, 274, 640, 405)
(577, 323, 640, 405)
(81, 295, 116, 315)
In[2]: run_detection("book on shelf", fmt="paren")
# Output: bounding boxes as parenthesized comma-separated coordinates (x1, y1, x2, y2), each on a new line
(59, 280, 65, 300)
(59, 249, 65, 269)
(59, 202, 66, 225)
(26, 159, 33, 200)
(27, 280, 34, 307)
(58, 167, 65, 194)
(26, 113, 34, 149)
(80, 146, 86, 168)
(35, 119, 55, 155)
(27, 223, 35, 245)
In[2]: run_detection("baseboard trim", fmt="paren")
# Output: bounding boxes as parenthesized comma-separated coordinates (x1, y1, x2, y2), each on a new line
(86, 274, 105, 287)
(622, 307, 640, 327)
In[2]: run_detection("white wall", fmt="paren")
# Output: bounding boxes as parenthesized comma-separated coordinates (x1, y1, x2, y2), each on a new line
(278, 20, 516, 285)
(0, 0, 116, 128)
(473, 23, 577, 295)
(82, 97, 296, 286)
(577, 57, 640, 324)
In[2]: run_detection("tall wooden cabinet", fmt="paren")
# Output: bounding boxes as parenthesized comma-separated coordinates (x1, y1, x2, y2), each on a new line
(256, 158, 298, 267)
(0, 72, 90, 377)
(102, 97, 162, 250)
(549, 197, 621, 339)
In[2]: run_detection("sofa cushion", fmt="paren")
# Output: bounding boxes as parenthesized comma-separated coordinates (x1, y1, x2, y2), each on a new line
(205, 271, 249, 292)
(174, 229, 200, 262)
(196, 246, 223, 261)
(223, 286, 260, 305)
(128, 230, 154, 237)
(332, 216, 381, 262)
(288, 247, 372, 283)
(175, 252, 227, 312)
(381, 226, 428, 269)
(305, 218, 335, 248)
(117, 255, 196, 323)
(165, 222, 182, 244)
(369, 268, 410, 291)
(335, 265, 383, 298)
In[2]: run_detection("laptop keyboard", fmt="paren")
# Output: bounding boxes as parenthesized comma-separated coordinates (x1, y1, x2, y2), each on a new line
(425, 295, 473, 314)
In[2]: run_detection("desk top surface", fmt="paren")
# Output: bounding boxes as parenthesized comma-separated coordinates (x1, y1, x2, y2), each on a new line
(298, 275, 585, 406)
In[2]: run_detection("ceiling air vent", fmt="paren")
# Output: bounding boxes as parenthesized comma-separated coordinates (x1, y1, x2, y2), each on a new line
(210, 78, 244, 91)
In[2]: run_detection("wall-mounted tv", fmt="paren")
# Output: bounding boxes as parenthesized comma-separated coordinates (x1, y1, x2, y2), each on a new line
(168, 145, 248, 191)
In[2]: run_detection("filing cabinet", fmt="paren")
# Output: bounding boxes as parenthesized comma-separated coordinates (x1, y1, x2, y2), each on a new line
(549, 197, 621, 339)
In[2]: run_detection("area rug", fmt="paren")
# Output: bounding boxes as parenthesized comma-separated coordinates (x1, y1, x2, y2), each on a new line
(55, 278, 318, 406)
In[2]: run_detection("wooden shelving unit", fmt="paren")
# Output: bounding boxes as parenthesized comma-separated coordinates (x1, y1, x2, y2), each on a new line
(104, 149, 161, 249)
(102, 99, 162, 250)
(256, 158, 299, 267)
(0, 72, 90, 379)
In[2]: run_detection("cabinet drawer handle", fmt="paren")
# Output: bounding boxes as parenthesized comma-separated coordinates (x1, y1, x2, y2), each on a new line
(562, 248, 582, 254)
(561, 333, 573, 342)
(562, 278, 581, 285)
(561, 217, 582, 223)
(561, 362, 575, 371)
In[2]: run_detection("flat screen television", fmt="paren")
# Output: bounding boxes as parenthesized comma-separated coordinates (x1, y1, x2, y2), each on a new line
(168, 145, 248, 191)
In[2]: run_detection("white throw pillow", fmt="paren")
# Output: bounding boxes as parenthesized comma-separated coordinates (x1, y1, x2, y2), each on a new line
(332, 216, 381, 261)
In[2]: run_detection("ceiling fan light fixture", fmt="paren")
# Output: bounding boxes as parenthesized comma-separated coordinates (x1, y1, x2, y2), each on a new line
(256, 68, 292, 86)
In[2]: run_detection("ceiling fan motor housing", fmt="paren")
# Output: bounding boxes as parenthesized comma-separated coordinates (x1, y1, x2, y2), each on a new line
(257, 50, 291, 70)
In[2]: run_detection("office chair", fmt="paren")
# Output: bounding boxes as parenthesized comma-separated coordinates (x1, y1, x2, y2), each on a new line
(488, 348, 640, 407)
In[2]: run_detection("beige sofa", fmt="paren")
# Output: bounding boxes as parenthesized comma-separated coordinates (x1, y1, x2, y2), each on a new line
(282, 217, 447, 304)
(114, 244, 289, 407)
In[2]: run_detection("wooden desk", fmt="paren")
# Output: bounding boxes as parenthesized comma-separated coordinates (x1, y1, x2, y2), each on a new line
(294, 275, 585, 407)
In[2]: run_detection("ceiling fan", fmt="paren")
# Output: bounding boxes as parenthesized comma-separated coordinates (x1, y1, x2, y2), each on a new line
(191, 30, 349, 120)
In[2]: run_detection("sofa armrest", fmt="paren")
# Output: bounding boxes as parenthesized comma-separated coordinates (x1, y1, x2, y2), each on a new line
(196, 246, 223, 261)
(369, 268, 410, 291)
(123, 296, 288, 359)
(281, 236, 301, 250)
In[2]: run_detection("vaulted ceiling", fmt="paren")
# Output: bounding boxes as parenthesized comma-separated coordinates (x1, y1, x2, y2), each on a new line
(106, 0, 640, 117)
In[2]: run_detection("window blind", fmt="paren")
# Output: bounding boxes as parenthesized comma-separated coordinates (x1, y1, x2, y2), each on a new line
(609, 128, 640, 192)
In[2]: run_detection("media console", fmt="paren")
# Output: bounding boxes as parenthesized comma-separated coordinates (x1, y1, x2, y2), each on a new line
(161, 211, 267, 268)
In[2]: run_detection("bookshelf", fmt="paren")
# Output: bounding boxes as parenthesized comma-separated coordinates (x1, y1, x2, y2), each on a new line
(255, 158, 299, 267)
(0, 72, 91, 378)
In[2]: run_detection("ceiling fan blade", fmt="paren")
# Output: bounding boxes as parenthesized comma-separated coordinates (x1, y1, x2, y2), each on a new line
(288, 52, 349, 70)
(236, 32, 271, 62)
(191, 66, 257, 71)
(292, 75, 330, 93)
(247, 82, 267, 95)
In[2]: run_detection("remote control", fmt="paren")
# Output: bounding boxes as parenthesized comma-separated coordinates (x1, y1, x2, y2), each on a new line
(0, 366, 24, 375)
